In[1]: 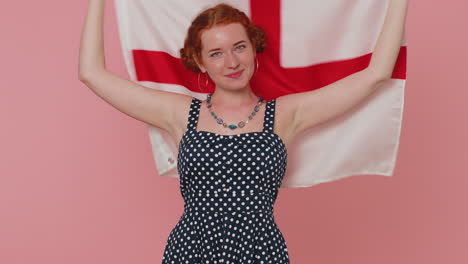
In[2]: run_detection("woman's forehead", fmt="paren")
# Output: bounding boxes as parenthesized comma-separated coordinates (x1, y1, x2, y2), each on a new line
(200, 23, 248, 49)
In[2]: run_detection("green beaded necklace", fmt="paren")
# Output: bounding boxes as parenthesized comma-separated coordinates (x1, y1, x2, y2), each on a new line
(206, 93, 265, 130)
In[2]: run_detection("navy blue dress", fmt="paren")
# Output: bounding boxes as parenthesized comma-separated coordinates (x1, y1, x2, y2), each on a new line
(162, 97, 290, 264)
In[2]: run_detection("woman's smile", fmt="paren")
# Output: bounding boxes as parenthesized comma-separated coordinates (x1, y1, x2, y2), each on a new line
(225, 69, 244, 79)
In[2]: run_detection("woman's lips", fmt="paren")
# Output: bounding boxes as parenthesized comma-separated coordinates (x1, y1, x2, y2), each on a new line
(225, 69, 244, 79)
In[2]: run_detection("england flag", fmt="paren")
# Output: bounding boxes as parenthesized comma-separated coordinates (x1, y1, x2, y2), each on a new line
(114, 0, 407, 188)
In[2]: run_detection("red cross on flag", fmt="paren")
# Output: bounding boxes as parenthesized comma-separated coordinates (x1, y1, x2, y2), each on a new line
(114, 0, 407, 188)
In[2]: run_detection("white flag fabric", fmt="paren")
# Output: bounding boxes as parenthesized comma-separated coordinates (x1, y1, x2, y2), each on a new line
(114, 0, 406, 188)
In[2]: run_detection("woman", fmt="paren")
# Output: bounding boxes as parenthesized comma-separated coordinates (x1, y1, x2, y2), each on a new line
(79, 1, 408, 263)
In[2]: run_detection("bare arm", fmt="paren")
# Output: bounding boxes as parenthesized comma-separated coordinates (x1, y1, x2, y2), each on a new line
(368, 0, 408, 79)
(78, 0, 106, 76)
(78, 0, 188, 133)
(283, 0, 408, 136)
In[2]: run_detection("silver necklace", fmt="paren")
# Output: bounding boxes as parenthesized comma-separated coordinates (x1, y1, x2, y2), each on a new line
(206, 93, 265, 130)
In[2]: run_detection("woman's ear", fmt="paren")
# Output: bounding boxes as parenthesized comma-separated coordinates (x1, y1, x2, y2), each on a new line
(252, 45, 257, 57)
(193, 56, 206, 73)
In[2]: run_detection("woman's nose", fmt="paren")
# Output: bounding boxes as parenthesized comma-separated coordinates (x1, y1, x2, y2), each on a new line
(225, 51, 240, 69)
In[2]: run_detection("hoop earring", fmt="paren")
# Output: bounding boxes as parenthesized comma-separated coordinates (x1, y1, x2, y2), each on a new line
(197, 71, 209, 92)
(255, 57, 259, 75)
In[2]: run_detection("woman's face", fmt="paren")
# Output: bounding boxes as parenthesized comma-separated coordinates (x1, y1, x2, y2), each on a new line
(196, 23, 256, 91)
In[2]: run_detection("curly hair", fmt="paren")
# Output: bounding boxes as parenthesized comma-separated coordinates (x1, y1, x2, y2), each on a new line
(180, 3, 267, 73)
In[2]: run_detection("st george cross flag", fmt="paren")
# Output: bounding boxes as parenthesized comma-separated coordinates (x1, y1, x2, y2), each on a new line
(114, 0, 407, 188)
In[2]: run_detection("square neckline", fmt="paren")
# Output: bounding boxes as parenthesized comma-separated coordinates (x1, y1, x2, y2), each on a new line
(193, 97, 269, 136)
(179, 97, 288, 151)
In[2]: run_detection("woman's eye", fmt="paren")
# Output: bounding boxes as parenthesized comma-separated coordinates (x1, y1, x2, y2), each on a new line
(210, 52, 221, 57)
(236, 44, 246, 50)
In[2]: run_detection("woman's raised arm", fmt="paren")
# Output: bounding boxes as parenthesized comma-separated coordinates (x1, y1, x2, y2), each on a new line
(281, 0, 409, 137)
(78, 0, 189, 134)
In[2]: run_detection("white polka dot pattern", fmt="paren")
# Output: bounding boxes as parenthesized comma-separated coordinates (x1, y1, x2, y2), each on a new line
(162, 98, 289, 264)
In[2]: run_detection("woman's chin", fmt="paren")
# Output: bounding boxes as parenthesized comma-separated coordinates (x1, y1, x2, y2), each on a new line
(219, 78, 250, 90)
(224, 82, 250, 91)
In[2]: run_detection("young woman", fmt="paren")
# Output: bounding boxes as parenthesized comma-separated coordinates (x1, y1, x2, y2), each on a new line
(79, 1, 408, 263)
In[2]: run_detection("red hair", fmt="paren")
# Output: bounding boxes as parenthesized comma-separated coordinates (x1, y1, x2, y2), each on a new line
(180, 3, 267, 73)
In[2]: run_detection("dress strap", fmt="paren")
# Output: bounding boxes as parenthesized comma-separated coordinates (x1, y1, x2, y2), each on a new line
(186, 97, 202, 131)
(262, 99, 276, 133)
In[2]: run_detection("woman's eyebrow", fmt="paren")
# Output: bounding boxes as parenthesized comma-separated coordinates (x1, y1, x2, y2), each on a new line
(232, 40, 246, 46)
(208, 40, 246, 53)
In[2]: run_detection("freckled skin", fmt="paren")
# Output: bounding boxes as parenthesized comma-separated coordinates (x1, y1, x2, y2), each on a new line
(195, 23, 256, 93)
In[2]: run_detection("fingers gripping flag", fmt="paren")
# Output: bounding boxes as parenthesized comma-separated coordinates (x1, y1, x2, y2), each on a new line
(114, 0, 407, 188)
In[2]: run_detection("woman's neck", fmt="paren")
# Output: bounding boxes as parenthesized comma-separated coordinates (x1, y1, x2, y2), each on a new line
(209, 87, 260, 109)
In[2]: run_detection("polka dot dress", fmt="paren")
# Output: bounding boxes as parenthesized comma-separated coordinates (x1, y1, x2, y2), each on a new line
(162, 97, 290, 264)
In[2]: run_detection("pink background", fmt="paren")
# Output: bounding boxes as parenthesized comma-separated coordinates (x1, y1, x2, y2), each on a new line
(1, 0, 467, 263)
